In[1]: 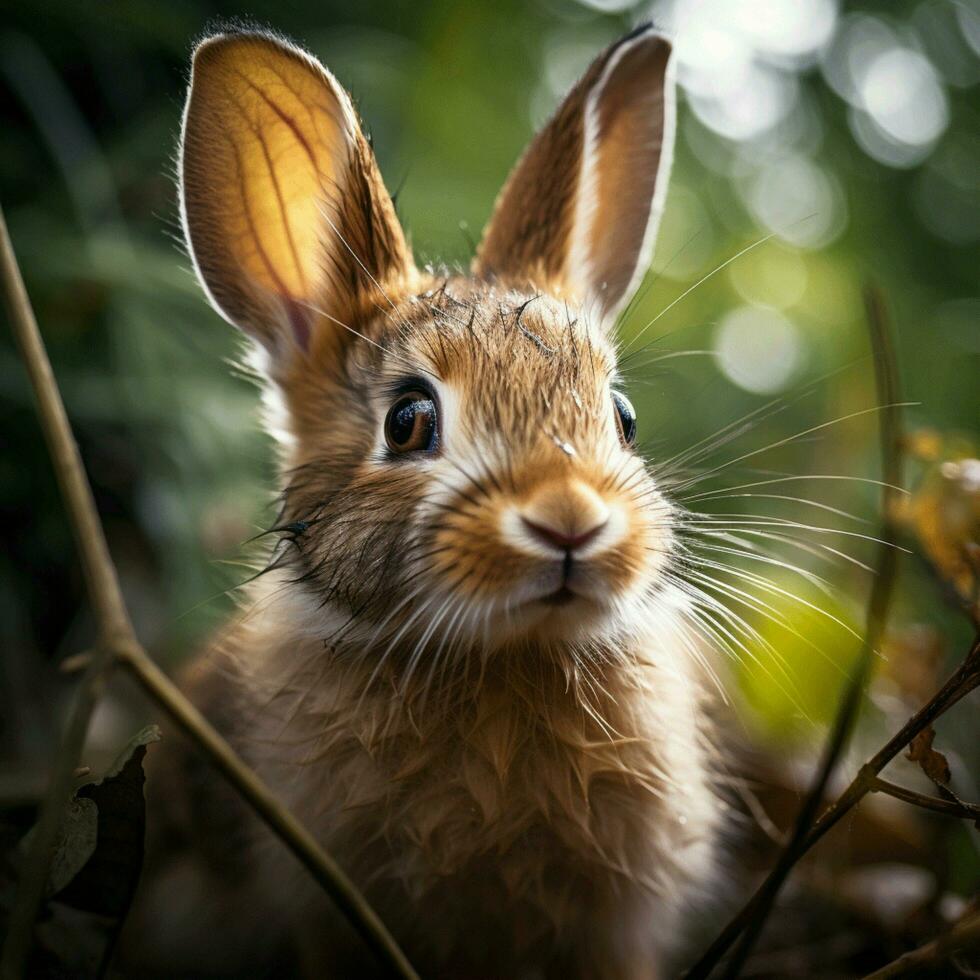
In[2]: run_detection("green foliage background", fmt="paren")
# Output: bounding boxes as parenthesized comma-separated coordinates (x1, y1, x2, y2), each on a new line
(1, 0, 977, 906)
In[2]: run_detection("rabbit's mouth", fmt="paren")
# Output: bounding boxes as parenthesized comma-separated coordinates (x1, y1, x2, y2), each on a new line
(524, 553, 609, 610)
(495, 559, 637, 640)
(537, 586, 577, 607)
(530, 547, 593, 608)
(524, 577, 615, 613)
(492, 582, 623, 646)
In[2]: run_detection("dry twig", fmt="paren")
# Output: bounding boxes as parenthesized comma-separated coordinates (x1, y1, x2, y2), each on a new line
(685, 625, 980, 978)
(0, 205, 419, 980)
(861, 907, 980, 979)
(797, 631, 980, 851)
(870, 776, 980, 823)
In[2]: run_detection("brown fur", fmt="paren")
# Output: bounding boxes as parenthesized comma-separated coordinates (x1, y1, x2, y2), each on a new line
(473, 66, 588, 296)
(123, 25, 720, 980)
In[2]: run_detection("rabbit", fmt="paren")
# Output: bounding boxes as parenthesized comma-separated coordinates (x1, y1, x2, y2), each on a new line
(123, 22, 722, 980)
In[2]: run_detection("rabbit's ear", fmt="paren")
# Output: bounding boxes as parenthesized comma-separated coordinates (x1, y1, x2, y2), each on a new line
(474, 25, 674, 327)
(180, 32, 415, 361)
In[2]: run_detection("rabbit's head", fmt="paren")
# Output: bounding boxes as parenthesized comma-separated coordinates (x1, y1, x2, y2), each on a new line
(180, 26, 678, 657)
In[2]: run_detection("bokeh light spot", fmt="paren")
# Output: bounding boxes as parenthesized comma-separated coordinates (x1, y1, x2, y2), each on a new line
(860, 47, 948, 147)
(728, 245, 808, 310)
(714, 304, 805, 393)
(745, 152, 847, 248)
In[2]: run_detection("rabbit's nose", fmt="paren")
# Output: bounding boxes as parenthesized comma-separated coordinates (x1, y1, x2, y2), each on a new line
(519, 480, 610, 554)
(521, 517, 606, 552)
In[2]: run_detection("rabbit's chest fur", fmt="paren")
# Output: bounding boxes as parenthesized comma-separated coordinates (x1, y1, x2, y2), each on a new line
(196, 584, 720, 976)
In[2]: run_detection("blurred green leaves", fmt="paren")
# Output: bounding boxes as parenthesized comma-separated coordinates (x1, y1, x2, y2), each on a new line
(736, 577, 862, 740)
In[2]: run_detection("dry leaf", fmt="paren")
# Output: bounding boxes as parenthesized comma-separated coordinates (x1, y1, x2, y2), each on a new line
(3, 726, 161, 979)
(906, 726, 951, 787)
(902, 428, 945, 463)
(32, 798, 99, 898)
(53, 725, 160, 917)
(895, 438, 980, 607)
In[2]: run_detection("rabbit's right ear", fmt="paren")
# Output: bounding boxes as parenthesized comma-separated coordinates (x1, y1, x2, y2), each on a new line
(474, 25, 674, 329)
(179, 32, 415, 364)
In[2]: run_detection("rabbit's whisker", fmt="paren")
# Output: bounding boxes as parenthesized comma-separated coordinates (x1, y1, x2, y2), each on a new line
(683, 514, 908, 553)
(689, 493, 869, 524)
(621, 232, 778, 355)
(667, 574, 803, 704)
(670, 402, 915, 493)
(680, 473, 907, 502)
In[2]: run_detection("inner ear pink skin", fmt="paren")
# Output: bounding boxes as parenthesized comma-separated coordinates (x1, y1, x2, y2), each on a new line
(285, 297, 312, 351)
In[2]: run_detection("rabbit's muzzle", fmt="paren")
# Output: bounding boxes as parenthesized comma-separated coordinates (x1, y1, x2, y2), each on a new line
(427, 458, 673, 644)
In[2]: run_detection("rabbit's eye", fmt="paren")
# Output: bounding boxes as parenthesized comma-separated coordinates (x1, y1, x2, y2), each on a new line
(612, 391, 637, 447)
(385, 392, 438, 454)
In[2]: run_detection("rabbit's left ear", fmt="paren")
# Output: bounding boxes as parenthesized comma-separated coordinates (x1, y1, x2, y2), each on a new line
(474, 25, 675, 328)
(179, 31, 415, 365)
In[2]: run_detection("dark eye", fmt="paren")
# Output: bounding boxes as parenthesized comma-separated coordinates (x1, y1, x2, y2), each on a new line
(612, 391, 636, 447)
(385, 391, 438, 454)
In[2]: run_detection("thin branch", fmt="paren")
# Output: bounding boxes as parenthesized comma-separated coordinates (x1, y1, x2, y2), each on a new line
(0, 203, 129, 980)
(0, 204, 419, 980)
(685, 286, 905, 979)
(685, 630, 980, 980)
(870, 776, 980, 823)
(861, 908, 980, 979)
(798, 632, 980, 852)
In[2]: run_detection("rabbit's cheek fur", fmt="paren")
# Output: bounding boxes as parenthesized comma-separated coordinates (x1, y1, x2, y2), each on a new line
(274, 455, 430, 624)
